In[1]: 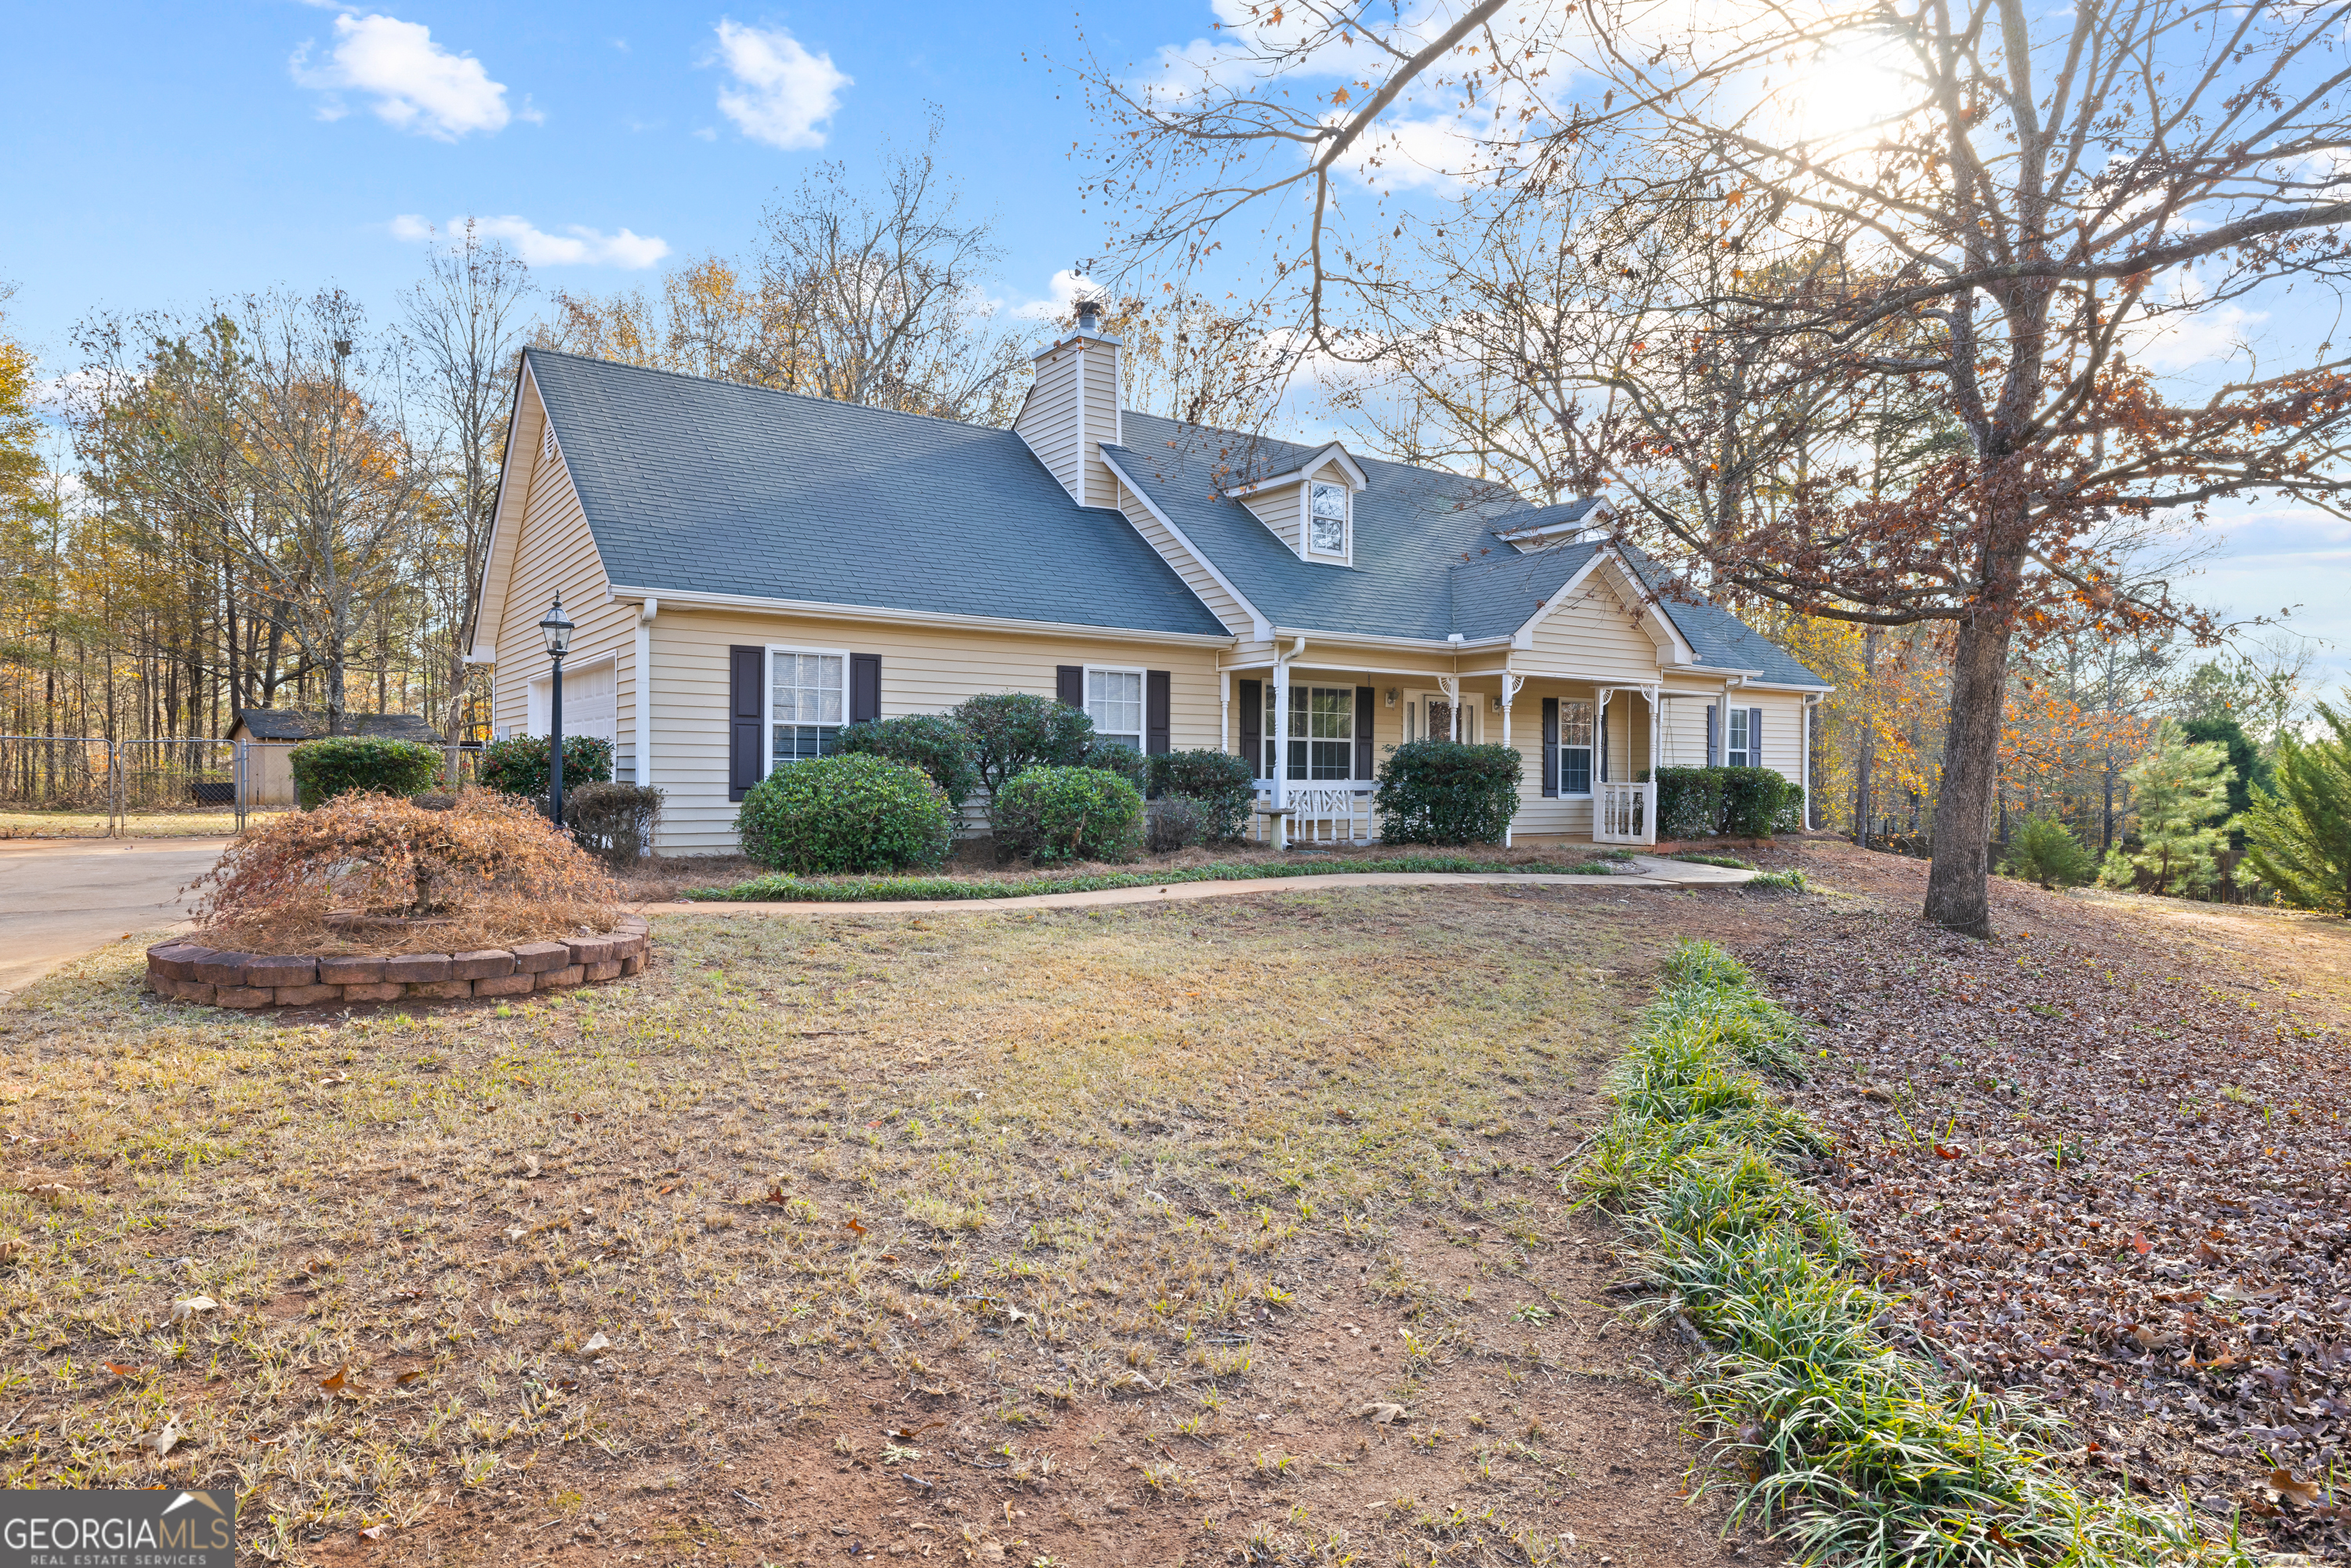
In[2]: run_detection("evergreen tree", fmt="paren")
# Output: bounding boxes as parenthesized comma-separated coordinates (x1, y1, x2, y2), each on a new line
(2242, 702, 2351, 918)
(2097, 724, 2233, 896)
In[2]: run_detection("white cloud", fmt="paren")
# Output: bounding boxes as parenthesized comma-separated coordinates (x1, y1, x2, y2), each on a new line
(389, 214, 669, 269)
(2116, 269, 2269, 374)
(292, 13, 518, 140)
(1011, 269, 1102, 322)
(710, 20, 849, 150)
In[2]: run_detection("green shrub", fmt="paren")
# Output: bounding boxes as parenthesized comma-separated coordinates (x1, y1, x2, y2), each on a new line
(1085, 741, 1150, 793)
(991, 766, 1145, 864)
(1720, 766, 1802, 838)
(288, 736, 443, 809)
(950, 693, 1095, 806)
(1146, 795, 1212, 853)
(736, 753, 952, 875)
(1652, 767, 1725, 839)
(2242, 700, 2351, 916)
(1148, 748, 1256, 841)
(477, 733, 614, 800)
(1651, 766, 1799, 838)
(2101, 722, 2232, 896)
(2001, 816, 2095, 889)
(1372, 741, 1521, 845)
(837, 715, 980, 813)
(563, 780, 664, 867)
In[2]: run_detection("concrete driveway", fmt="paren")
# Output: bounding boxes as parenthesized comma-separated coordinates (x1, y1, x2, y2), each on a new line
(0, 837, 224, 998)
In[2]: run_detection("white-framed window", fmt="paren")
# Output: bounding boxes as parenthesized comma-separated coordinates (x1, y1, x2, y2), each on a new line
(1085, 667, 1145, 751)
(1726, 705, 1751, 769)
(1308, 480, 1349, 555)
(1558, 698, 1594, 795)
(770, 647, 848, 770)
(1286, 684, 1355, 780)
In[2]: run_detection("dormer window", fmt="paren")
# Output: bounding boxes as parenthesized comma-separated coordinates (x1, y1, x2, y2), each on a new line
(1309, 481, 1349, 555)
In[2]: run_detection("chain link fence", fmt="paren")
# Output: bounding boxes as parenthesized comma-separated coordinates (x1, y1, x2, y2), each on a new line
(1, 737, 484, 837)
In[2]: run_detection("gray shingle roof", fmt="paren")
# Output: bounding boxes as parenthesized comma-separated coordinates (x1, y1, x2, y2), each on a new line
(525, 350, 1229, 638)
(231, 710, 445, 743)
(1109, 415, 1826, 685)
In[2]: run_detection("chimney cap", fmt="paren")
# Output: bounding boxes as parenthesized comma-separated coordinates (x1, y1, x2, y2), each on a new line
(1074, 299, 1101, 332)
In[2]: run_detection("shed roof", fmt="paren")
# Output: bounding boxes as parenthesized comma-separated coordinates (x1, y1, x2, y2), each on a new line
(230, 710, 445, 743)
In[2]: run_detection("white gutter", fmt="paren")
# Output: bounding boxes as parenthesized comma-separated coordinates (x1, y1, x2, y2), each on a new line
(604, 585, 1237, 648)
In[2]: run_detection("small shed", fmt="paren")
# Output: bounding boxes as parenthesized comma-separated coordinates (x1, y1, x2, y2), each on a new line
(227, 710, 447, 807)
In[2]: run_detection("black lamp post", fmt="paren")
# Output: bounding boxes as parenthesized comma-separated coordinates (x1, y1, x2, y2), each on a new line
(538, 592, 574, 826)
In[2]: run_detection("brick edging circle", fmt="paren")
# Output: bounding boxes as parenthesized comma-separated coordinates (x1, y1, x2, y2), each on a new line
(145, 914, 652, 1009)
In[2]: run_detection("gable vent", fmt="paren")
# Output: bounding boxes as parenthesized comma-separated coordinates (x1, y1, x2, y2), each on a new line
(542, 424, 556, 462)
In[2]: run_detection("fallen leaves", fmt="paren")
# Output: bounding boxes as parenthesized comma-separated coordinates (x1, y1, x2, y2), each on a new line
(170, 1296, 219, 1324)
(1756, 860, 2351, 1555)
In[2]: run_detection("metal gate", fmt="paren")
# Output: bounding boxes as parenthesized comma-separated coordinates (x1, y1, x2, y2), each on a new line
(0, 736, 253, 838)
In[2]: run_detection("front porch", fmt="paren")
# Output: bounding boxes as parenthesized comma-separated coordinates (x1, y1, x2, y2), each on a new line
(1225, 662, 1668, 849)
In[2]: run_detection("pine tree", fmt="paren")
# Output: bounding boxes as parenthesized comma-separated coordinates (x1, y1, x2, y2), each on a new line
(2097, 724, 2233, 896)
(2242, 702, 2351, 917)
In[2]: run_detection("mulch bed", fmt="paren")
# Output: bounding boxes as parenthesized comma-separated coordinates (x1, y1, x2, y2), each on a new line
(1741, 842, 2350, 1555)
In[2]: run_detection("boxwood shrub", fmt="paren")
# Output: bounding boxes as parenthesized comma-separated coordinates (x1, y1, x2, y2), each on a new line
(477, 734, 614, 801)
(288, 737, 443, 809)
(1148, 748, 1256, 841)
(950, 692, 1095, 801)
(837, 715, 981, 813)
(1084, 741, 1150, 793)
(736, 753, 953, 875)
(1372, 741, 1521, 845)
(1653, 767, 1725, 839)
(992, 766, 1145, 865)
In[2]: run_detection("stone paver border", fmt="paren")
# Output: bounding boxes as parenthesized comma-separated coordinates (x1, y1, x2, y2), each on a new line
(145, 914, 651, 1009)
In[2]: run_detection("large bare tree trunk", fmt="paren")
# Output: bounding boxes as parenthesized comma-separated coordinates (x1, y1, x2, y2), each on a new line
(1923, 609, 2012, 936)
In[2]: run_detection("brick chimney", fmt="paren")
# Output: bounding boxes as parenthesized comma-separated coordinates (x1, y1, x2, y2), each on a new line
(1014, 300, 1121, 508)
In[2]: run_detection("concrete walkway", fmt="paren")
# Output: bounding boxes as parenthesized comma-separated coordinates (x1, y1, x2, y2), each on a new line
(639, 854, 1754, 918)
(0, 837, 219, 998)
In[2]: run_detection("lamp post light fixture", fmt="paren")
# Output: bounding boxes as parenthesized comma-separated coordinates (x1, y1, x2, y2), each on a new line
(538, 592, 574, 826)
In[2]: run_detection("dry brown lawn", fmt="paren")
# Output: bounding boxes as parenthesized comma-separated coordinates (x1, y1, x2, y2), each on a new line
(0, 885, 1760, 1567)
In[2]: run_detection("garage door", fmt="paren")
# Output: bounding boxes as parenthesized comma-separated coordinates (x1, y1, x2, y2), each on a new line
(530, 658, 616, 742)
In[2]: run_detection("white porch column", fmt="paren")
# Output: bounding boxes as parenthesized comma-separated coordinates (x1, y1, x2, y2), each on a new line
(1646, 684, 1661, 845)
(1436, 675, 1462, 741)
(1271, 659, 1291, 814)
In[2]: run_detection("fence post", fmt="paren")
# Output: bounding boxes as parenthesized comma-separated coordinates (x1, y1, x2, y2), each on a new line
(108, 741, 121, 839)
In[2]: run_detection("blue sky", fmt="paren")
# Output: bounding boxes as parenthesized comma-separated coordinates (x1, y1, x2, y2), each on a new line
(1, 1, 1125, 356)
(2, 1, 2342, 693)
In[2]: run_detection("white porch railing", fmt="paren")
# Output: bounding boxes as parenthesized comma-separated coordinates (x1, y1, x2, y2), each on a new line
(1594, 780, 1652, 844)
(1250, 784, 1375, 846)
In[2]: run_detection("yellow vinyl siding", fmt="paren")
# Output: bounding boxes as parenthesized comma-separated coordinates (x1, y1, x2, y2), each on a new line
(1080, 342, 1121, 507)
(1240, 484, 1302, 554)
(647, 610, 1226, 855)
(489, 426, 636, 767)
(1519, 570, 1672, 684)
(1012, 342, 1083, 500)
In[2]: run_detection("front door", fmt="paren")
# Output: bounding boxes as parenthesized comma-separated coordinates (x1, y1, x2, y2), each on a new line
(1410, 690, 1478, 745)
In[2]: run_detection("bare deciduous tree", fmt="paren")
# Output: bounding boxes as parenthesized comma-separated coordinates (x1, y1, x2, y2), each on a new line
(1092, 0, 2351, 936)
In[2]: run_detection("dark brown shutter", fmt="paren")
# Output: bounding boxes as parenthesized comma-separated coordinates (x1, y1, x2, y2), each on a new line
(1750, 706, 1764, 769)
(1238, 679, 1262, 778)
(1601, 701, 1610, 783)
(1056, 665, 1083, 706)
(1147, 670, 1172, 755)
(1541, 697, 1559, 797)
(1705, 703, 1719, 767)
(850, 654, 882, 725)
(1354, 686, 1374, 780)
(728, 646, 764, 802)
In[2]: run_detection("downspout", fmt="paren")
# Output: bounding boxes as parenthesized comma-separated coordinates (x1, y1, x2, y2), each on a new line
(635, 598, 658, 849)
(1272, 636, 1304, 844)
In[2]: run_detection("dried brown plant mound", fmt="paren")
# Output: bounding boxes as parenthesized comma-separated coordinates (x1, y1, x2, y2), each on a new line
(190, 789, 623, 956)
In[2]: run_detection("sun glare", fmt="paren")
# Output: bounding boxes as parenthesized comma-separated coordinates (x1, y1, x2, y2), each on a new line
(1788, 41, 1918, 143)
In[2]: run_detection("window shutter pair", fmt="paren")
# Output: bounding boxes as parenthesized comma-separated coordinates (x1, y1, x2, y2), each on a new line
(729, 647, 882, 802)
(1238, 679, 1262, 777)
(1354, 686, 1374, 779)
(1541, 697, 1559, 797)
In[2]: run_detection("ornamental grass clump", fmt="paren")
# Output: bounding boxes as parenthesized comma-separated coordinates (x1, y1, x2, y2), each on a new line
(1576, 940, 2252, 1568)
(190, 790, 621, 956)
